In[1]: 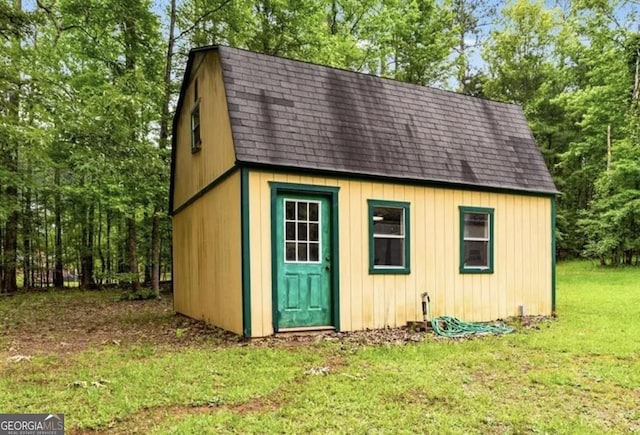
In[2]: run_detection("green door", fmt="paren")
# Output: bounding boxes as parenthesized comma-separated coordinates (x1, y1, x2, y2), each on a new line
(275, 194, 332, 329)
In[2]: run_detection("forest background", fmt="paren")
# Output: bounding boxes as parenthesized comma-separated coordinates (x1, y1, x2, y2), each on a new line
(1, 0, 639, 295)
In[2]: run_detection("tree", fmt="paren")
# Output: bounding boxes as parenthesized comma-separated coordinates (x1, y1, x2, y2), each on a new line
(0, 0, 34, 294)
(578, 26, 640, 264)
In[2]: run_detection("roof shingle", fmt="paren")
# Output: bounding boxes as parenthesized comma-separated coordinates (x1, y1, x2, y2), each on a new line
(218, 46, 557, 194)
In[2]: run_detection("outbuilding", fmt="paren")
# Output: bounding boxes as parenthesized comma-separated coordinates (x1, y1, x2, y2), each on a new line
(170, 45, 558, 338)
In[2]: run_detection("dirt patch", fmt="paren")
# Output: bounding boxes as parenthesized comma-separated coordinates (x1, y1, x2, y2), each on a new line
(0, 290, 554, 358)
(0, 291, 239, 357)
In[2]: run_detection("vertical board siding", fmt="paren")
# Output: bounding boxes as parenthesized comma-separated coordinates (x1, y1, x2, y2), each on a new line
(247, 170, 552, 336)
(173, 52, 237, 210)
(173, 173, 243, 335)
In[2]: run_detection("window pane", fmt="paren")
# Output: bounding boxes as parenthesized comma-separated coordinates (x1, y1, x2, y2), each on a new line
(191, 105, 200, 128)
(464, 213, 488, 239)
(297, 202, 307, 220)
(374, 238, 404, 266)
(464, 241, 488, 267)
(309, 243, 319, 262)
(297, 242, 308, 261)
(285, 242, 296, 261)
(373, 207, 403, 235)
(298, 223, 308, 241)
(191, 105, 201, 150)
(285, 222, 295, 240)
(285, 201, 295, 220)
(309, 203, 319, 221)
(193, 125, 200, 145)
(309, 223, 319, 242)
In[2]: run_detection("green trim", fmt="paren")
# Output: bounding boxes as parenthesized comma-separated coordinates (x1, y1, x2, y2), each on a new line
(241, 168, 251, 337)
(269, 186, 278, 332)
(238, 162, 558, 198)
(459, 206, 494, 274)
(368, 200, 411, 275)
(171, 166, 239, 216)
(330, 190, 341, 331)
(551, 196, 557, 313)
(269, 182, 341, 332)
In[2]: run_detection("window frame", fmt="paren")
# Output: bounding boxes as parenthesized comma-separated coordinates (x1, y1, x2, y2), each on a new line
(283, 198, 322, 264)
(459, 206, 494, 274)
(368, 199, 410, 275)
(190, 100, 201, 153)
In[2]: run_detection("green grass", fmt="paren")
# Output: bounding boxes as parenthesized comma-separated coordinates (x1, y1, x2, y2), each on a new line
(1, 261, 639, 434)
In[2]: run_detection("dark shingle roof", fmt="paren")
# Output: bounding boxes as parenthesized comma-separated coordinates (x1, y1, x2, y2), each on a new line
(190, 46, 557, 196)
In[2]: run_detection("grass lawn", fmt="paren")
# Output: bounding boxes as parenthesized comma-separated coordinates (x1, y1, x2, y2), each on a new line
(1, 261, 639, 434)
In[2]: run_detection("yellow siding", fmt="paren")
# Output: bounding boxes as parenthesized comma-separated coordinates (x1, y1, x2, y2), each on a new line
(248, 170, 552, 336)
(173, 51, 236, 210)
(173, 172, 243, 335)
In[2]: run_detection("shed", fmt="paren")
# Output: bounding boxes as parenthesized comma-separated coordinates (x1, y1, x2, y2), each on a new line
(170, 45, 558, 338)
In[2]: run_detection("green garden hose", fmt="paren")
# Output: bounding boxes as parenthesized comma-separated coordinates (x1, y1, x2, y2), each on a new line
(430, 315, 513, 338)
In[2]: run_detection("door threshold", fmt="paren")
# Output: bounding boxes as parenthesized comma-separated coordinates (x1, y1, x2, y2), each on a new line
(277, 326, 336, 334)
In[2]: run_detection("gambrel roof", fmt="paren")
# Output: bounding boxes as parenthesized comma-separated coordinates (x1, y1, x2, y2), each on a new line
(172, 45, 558, 204)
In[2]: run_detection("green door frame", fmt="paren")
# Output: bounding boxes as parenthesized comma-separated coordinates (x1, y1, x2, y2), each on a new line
(269, 182, 340, 332)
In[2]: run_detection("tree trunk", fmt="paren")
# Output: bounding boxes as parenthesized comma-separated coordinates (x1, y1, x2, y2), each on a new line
(53, 168, 64, 288)
(2, 207, 19, 294)
(106, 211, 112, 284)
(127, 216, 139, 291)
(80, 205, 95, 288)
(22, 187, 32, 289)
(97, 204, 104, 286)
(1, 0, 22, 295)
(151, 210, 160, 295)
(43, 199, 49, 287)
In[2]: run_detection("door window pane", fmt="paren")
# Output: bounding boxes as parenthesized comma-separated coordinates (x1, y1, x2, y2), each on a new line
(286, 242, 296, 261)
(309, 203, 319, 221)
(297, 202, 307, 220)
(309, 223, 319, 242)
(298, 223, 308, 241)
(309, 243, 319, 262)
(286, 202, 295, 220)
(297, 242, 308, 261)
(286, 222, 295, 240)
(284, 199, 322, 263)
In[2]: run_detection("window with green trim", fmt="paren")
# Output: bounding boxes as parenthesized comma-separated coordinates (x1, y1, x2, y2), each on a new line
(459, 206, 494, 274)
(368, 200, 410, 274)
(191, 79, 201, 153)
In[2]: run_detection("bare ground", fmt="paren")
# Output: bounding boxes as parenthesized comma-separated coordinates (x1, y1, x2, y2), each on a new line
(0, 290, 551, 358)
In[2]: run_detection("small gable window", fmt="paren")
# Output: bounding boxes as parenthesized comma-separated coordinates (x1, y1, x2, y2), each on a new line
(191, 79, 201, 153)
(459, 206, 494, 274)
(368, 200, 410, 274)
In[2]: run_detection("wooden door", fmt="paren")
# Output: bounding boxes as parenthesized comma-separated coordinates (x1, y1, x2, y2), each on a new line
(275, 194, 332, 329)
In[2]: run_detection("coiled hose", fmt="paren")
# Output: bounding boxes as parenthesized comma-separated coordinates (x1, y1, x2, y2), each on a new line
(431, 315, 513, 338)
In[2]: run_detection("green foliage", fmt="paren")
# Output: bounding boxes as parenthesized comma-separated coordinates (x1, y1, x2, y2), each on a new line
(119, 288, 158, 300)
(2, 0, 640, 294)
(482, 0, 640, 263)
